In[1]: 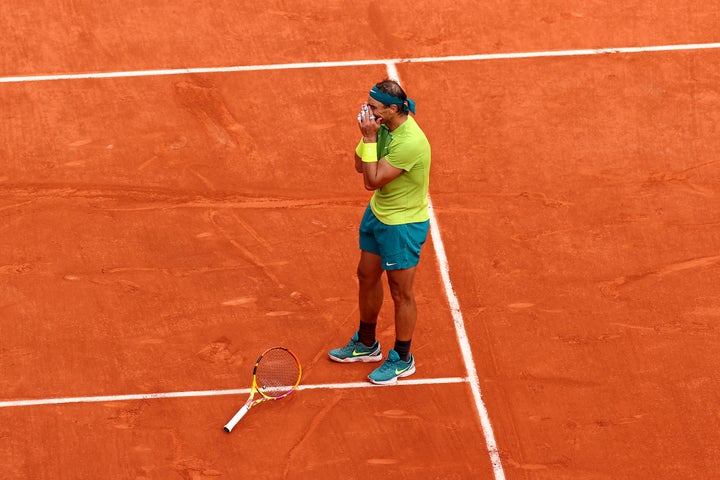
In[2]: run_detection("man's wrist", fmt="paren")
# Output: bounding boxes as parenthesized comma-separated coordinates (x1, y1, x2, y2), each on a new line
(355, 139, 364, 157)
(361, 142, 378, 163)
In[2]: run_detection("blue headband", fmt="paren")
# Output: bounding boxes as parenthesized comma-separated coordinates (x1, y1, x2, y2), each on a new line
(369, 86, 416, 115)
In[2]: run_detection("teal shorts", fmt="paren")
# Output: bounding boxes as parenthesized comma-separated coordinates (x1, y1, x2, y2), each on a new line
(359, 205, 430, 270)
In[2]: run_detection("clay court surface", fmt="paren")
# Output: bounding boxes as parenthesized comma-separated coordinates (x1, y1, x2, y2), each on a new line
(2, 2, 720, 479)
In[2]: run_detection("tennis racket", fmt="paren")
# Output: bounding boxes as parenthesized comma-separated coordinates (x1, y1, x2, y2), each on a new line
(223, 346, 302, 433)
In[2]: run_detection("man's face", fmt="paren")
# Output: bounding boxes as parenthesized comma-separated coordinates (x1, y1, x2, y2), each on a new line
(367, 98, 392, 124)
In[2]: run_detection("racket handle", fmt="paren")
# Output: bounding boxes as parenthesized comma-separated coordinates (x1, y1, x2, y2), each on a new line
(223, 404, 250, 433)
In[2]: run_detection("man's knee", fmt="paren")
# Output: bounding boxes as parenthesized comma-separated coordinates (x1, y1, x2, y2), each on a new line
(388, 276, 415, 304)
(357, 262, 382, 285)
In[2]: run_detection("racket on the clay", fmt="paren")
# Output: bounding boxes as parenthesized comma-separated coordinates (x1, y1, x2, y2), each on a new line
(223, 347, 302, 433)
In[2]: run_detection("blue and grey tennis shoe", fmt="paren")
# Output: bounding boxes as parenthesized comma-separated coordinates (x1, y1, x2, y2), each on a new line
(368, 349, 415, 385)
(328, 331, 382, 363)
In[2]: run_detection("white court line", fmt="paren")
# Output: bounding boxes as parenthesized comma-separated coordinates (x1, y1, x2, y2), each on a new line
(0, 377, 467, 408)
(0, 41, 719, 84)
(428, 197, 505, 479)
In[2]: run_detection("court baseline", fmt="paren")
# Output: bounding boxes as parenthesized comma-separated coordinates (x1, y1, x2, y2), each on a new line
(1, 41, 719, 84)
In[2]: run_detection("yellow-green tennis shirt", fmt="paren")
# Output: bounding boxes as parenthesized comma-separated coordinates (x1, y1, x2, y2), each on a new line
(363, 116, 431, 225)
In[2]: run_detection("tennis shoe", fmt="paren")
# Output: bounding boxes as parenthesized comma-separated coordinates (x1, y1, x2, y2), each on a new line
(328, 331, 382, 363)
(368, 349, 415, 385)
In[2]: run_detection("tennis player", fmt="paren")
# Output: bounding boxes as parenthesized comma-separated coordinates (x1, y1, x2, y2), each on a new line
(329, 79, 431, 385)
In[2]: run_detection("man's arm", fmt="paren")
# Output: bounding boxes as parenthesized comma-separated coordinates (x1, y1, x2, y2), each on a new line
(355, 152, 363, 173)
(355, 103, 403, 189)
(361, 157, 403, 190)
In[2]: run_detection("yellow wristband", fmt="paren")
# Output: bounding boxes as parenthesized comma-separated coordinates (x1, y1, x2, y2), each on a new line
(361, 142, 378, 163)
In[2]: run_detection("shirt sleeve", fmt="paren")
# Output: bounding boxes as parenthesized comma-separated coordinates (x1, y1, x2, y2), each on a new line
(385, 136, 423, 171)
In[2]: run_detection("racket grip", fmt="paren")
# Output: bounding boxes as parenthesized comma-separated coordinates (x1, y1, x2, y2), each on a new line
(223, 404, 250, 433)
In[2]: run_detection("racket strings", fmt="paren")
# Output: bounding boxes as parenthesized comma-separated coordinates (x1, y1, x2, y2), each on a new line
(255, 348, 301, 398)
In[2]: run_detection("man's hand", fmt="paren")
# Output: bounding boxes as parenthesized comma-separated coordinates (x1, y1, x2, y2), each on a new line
(357, 103, 380, 141)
